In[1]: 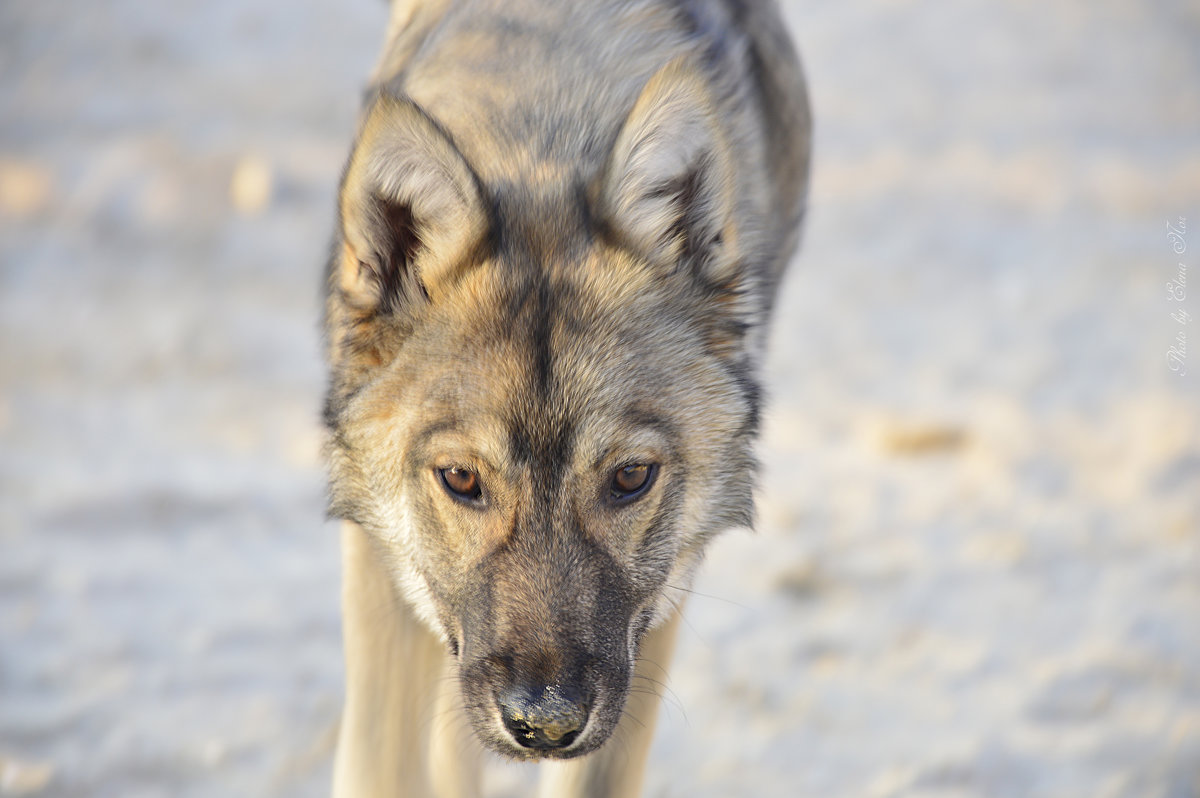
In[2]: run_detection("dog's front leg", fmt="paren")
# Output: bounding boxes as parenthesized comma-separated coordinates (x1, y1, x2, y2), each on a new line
(536, 607, 684, 798)
(332, 521, 482, 798)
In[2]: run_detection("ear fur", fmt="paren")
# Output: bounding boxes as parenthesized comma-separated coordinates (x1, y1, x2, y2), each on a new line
(338, 94, 487, 312)
(600, 57, 739, 285)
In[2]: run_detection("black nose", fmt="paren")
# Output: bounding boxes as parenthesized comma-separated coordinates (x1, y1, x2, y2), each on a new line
(497, 685, 589, 751)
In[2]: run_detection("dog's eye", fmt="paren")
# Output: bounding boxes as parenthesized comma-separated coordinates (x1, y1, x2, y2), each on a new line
(439, 467, 483, 502)
(610, 463, 657, 502)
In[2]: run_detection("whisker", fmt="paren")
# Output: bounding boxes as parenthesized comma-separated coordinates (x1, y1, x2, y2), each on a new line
(665, 582, 749, 611)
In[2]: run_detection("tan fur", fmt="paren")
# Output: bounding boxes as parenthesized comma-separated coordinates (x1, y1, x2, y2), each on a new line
(325, 1, 809, 794)
(334, 521, 483, 797)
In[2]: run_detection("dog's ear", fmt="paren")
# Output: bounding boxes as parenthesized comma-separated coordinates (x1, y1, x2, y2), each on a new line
(337, 95, 487, 313)
(600, 58, 739, 286)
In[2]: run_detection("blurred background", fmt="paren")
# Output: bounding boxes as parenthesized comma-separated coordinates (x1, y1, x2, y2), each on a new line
(1, 1, 1197, 796)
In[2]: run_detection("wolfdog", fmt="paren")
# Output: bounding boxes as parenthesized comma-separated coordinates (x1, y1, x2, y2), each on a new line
(323, 0, 810, 794)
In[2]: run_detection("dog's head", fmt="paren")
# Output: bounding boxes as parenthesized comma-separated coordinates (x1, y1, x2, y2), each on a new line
(324, 60, 763, 759)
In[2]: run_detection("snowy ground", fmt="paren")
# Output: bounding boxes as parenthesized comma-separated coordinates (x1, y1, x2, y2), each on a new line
(1, 1, 1197, 796)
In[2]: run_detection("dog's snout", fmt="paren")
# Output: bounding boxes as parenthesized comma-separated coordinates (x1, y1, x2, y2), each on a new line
(497, 684, 589, 751)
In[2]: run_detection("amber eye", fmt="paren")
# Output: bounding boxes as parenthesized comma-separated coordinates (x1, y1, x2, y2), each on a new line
(610, 463, 657, 502)
(439, 467, 482, 502)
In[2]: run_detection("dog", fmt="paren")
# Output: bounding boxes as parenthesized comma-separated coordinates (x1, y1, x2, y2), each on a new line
(322, 1, 810, 794)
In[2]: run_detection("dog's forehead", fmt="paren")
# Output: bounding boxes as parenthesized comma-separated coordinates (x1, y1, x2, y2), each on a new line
(412, 252, 694, 465)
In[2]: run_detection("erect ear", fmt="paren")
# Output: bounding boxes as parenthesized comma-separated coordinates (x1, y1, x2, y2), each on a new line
(338, 94, 487, 312)
(599, 57, 739, 284)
